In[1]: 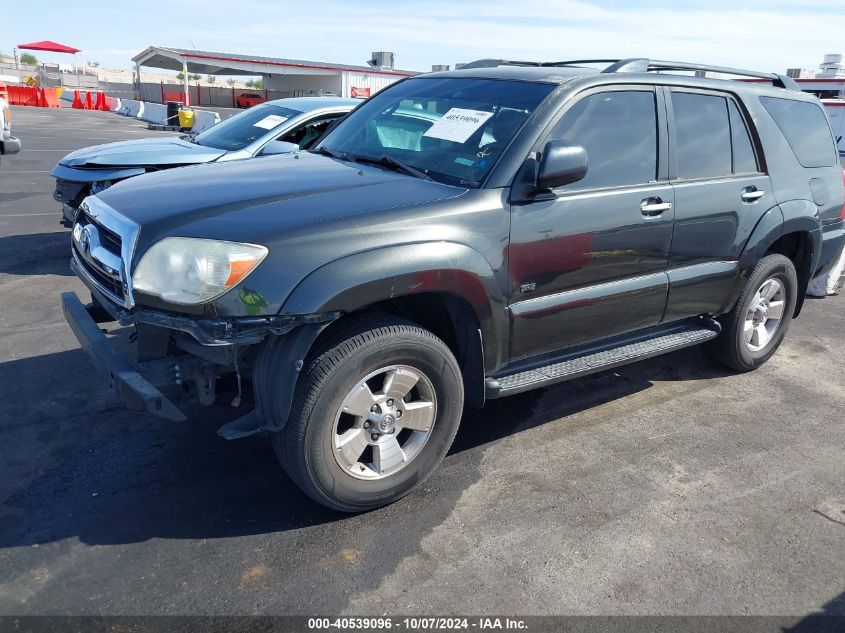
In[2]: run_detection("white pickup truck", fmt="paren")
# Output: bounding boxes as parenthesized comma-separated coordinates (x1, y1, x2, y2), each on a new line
(0, 85, 22, 165)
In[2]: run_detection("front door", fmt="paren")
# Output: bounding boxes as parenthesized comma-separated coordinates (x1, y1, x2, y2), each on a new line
(508, 87, 673, 362)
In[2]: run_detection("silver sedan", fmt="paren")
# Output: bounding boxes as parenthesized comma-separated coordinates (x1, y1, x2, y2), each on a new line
(52, 97, 357, 223)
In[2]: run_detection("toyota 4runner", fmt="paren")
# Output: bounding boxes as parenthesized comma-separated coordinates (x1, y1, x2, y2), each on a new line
(62, 58, 845, 511)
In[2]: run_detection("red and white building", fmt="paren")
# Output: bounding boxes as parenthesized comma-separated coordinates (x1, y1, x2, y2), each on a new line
(132, 46, 418, 103)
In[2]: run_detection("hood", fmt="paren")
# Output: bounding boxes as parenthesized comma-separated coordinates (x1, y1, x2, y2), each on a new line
(60, 136, 226, 168)
(97, 152, 466, 248)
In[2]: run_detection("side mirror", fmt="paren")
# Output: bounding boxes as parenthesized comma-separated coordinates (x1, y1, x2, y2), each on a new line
(261, 140, 300, 156)
(536, 140, 588, 189)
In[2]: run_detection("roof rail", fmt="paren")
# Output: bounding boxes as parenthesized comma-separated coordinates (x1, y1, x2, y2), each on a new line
(460, 57, 800, 90)
(459, 58, 540, 69)
(644, 59, 799, 90)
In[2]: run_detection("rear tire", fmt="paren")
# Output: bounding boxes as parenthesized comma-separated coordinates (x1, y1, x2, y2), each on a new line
(270, 314, 464, 512)
(705, 254, 797, 372)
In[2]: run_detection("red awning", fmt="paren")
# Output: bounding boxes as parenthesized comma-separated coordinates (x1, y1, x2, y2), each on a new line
(17, 40, 81, 54)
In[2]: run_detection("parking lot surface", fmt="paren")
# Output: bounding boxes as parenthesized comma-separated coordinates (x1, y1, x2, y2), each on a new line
(0, 107, 843, 616)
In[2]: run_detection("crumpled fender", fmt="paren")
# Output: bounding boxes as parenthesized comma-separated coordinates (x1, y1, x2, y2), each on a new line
(51, 163, 146, 183)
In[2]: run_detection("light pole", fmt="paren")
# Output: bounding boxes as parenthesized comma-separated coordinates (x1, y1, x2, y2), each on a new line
(182, 58, 189, 106)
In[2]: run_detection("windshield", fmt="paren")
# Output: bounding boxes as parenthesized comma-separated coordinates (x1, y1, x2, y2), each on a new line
(195, 104, 302, 151)
(315, 77, 554, 187)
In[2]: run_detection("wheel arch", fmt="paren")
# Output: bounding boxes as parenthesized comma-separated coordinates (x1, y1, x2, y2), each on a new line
(343, 292, 487, 409)
(281, 241, 508, 373)
(737, 202, 821, 317)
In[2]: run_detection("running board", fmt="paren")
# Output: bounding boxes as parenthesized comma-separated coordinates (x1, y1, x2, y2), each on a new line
(486, 319, 721, 398)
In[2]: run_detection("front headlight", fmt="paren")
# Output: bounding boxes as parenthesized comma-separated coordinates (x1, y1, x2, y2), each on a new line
(90, 180, 113, 194)
(132, 237, 268, 305)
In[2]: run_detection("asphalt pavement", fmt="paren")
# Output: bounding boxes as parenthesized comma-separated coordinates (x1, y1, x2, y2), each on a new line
(0, 107, 843, 617)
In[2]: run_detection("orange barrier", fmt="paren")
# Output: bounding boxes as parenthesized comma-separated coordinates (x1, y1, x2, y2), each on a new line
(94, 91, 109, 111)
(41, 88, 61, 108)
(7, 85, 40, 106)
(5, 85, 103, 109)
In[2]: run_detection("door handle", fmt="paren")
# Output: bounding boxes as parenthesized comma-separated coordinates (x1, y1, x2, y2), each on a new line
(741, 187, 766, 203)
(640, 197, 672, 217)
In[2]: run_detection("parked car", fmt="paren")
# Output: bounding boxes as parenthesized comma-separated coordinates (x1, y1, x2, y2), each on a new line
(51, 97, 356, 224)
(236, 92, 266, 108)
(62, 58, 845, 512)
(0, 83, 23, 165)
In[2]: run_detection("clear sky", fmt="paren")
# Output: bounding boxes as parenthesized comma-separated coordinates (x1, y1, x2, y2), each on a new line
(2, 0, 842, 74)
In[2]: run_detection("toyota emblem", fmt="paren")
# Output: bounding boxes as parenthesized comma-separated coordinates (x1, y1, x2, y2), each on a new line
(80, 226, 91, 255)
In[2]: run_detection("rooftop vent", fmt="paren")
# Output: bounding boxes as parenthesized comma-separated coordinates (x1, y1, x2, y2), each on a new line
(368, 52, 395, 69)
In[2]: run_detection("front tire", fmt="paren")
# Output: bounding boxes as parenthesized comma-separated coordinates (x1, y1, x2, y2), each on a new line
(705, 254, 798, 372)
(271, 315, 464, 512)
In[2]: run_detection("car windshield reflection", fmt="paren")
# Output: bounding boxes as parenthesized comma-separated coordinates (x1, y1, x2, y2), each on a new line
(195, 104, 303, 151)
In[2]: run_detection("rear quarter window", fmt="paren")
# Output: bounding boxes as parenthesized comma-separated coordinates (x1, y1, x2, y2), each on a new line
(760, 96, 837, 168)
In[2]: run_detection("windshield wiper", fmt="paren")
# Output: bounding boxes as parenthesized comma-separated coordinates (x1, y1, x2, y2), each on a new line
(312, 146, 352, 161)
(351, 154, 433, 181)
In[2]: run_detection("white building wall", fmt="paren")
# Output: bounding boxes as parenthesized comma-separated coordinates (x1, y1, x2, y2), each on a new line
(341, 71, 405, 99)
(262, 72, 342, 96)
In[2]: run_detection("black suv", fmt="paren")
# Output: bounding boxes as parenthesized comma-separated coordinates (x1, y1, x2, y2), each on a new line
(62, 58, 845, 511)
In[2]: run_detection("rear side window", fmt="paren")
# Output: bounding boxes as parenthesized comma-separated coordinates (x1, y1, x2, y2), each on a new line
(548, 90, 657, 190)
(729, 100, 759, 173)
(672, 92, 732, 179)
(760, 96, 837, 167)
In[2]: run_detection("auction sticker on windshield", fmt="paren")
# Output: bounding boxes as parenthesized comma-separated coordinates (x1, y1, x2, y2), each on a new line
(423, 108, 494, 143)
(253, 114, 288, 130)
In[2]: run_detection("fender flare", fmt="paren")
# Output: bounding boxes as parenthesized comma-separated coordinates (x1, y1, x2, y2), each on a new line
(738, 205, 785, 277)
(281, 241, 509, 371)
(737, 201, 822, 316)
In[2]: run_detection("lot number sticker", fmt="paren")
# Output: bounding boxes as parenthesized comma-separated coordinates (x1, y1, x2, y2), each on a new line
(423, 108, 494, 143)
(253, 114, 288, 130)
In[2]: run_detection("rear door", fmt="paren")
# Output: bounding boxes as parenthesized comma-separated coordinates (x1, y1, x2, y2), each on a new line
(508, 87, 674, 361)
(663, 88, 772, 321)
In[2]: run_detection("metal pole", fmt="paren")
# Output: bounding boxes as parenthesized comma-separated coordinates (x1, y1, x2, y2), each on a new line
(182, 58, 189, 106)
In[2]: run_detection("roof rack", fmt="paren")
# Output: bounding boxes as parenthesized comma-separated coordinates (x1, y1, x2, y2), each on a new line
(643, 59, 799, 90)
(460, 57, 800, 90)
(459, 59, 541, 69)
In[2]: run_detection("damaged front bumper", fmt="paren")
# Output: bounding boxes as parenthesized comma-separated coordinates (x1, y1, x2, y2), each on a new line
(61, 292, 187, 421)
(62, 286, 339, 430)
(52, 164, 146, 224)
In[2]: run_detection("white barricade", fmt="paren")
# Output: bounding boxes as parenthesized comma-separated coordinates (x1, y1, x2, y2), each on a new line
(141, 102, 167, 125)
(121, 100, 143, 118)
(191, 109, 221, 134)
(106, 97, 122, 112)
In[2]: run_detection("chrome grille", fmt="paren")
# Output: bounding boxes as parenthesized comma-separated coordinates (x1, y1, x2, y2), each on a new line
(70, 197, 140, 308)
(79, 207, 122, 255)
